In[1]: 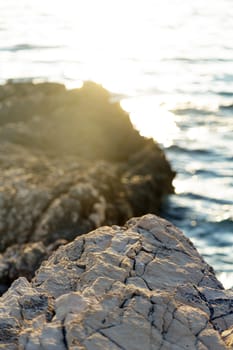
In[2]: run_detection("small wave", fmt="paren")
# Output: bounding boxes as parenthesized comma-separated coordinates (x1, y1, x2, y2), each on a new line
(0, 44, 62, 52)
(219, 103, 233, 110)
(192, 169, 219, 177)
(193, 168, 233, 179)
(218, 91, 233, 97)
(184, 219, 233, 243)
(171, 107, 213, 116)
(179, 192, 233, 206)
(166, 145, 213, 156)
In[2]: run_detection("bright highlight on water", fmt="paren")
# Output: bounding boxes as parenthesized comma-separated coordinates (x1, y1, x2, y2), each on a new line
(0, 0, 233, 288)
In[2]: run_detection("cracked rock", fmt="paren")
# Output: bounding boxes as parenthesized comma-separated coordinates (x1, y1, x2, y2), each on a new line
(0, 214, 232, 349)
(0, 81, 174, 289)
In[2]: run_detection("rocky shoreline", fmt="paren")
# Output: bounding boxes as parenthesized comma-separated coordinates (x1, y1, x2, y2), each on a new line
(0, 81, 174, 291)
(1, 82, 232, 349)
(0, 214, 233, 349)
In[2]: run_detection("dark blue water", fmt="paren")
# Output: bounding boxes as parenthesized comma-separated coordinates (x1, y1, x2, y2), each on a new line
(162, 103, 233, 288)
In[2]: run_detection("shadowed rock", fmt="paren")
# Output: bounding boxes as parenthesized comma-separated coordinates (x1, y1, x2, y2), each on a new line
(0, 214, 232, 349)
(0, 81, 174, 259)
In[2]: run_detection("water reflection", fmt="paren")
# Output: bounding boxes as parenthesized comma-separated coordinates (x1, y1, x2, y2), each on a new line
(121, 96, 180, 147)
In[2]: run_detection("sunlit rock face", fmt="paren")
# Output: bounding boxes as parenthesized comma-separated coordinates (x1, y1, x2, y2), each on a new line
(0, 81, 146, 160)
(0, 214, 232, 349)
(0, 82, 174, 258)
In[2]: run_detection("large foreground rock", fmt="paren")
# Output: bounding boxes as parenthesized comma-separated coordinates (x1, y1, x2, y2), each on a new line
(0, 214, 232, 349)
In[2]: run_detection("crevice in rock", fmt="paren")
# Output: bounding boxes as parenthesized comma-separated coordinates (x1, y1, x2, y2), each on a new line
(119, 298, 129, 309)
(61, 322, 69, 350)
(98, 330, 125, 350)
(148, 303, 154, 321)
(211, 311, 233, 322)
(137, 226, 163, 244)
(140, 276, 153, 291)
(141, 246, 154, 254)
(162, 305, 178, 340)
(80, 238, 86, 260)
(193, 286, 221, 331)
(194, 319, 209, 347)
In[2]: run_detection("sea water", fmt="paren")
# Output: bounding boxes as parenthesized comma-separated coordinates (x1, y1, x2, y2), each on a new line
(0, 0, 232, 288)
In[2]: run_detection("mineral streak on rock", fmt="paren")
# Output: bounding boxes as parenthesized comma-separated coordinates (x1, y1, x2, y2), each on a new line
(0, 214, 232, 349)
(0, 81, 174, 282)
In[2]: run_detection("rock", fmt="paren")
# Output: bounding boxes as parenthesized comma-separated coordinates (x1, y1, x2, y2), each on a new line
(0, 214, 232, 349)
(0, 80, 146, 161)
(0, 81, 174, 257)
(0, 239, 67, 295)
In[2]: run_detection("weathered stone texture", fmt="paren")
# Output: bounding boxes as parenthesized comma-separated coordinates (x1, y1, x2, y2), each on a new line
(0, 81, 175, 288)
(0, 214, 232, 349)
(0, 81, 174, 250)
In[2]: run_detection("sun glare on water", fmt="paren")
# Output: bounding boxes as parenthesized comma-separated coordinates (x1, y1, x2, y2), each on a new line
(121, 97, 179, 147)
(17, 0, 183, 145)
(61, 0, 181, 146)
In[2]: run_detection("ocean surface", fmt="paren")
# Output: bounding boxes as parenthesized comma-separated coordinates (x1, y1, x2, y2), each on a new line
(0, 0, 232, 288)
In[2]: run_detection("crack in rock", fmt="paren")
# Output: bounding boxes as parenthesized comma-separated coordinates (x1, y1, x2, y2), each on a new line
(0, 214, 232, 349)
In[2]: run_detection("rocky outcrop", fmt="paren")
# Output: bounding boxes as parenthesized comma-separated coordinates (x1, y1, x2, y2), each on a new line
(0, 81, 174, 287)
(0, 81, 151, 161)
(0, 214, 232, 349)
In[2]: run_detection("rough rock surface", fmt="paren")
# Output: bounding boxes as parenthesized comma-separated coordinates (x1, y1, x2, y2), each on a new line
(0, 81, 174, 288)
(0, 239, 67, 295)
(0, 214, 232, 349)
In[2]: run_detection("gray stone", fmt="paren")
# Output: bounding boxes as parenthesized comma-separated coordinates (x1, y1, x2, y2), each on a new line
(0, 214, 232, 349)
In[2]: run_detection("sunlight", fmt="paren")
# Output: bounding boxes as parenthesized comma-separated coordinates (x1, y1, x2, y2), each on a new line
(121, 96, 179, 146)
(32, 0, 188, 95)
(65, 79, 83, 90)
(2, 0, 233, 295)
(51, 0, 184, 144)
(217, 272, 233, 290)
(10, 0, 202, 148)
(172, 178, 189, 195)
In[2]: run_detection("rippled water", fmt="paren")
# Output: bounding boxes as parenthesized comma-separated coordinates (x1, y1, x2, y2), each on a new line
(0, 0, 232, 287)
